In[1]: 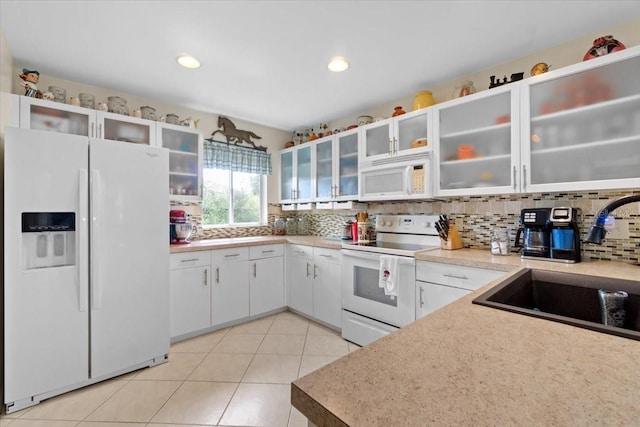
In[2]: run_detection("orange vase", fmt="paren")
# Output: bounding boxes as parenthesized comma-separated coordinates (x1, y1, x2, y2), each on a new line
(392, 106, 406, 117)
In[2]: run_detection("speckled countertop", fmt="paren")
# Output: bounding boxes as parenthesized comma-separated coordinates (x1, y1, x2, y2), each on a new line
(169, 235, 345, 253)
(290, 249, 640, 426)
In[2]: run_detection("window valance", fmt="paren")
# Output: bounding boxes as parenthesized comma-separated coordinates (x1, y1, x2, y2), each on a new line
(203, 139, 272, 175)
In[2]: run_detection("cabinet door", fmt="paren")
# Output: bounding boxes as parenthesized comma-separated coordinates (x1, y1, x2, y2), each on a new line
(19, 96, 95, 137)
(170, 266, 211, 337)
(314, 137, 335, 201)
(522, 47, 640, 192)
(360, 119, 393, 162)
(416, 282, 469, 320)
(313, 250, 342, 329)
(335, 129, 359, 200)
(158, 123, 203, 200)
(212, 260, 250, 326)
(434, 84, 520, 196)
(280, 149, 295, 202)
(250, 256, 284, 316)
(296, 144, 314, 202)
(287, 245, 313, 317)
(97, 111, 156, 145)
(394, 109, 431, 155)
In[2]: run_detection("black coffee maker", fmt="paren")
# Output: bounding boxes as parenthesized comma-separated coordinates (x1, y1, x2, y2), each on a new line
(515, 208, 552, 259)
(549, 207, 581, 263)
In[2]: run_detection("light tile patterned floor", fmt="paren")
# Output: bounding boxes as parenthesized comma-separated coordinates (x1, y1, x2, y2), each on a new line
(1, 311, 359, 427)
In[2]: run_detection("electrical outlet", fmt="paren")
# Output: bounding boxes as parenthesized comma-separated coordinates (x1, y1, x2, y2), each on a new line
(603, 216, 630, 240)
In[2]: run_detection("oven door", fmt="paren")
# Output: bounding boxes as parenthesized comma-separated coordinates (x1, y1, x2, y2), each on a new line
(341, 249, 416, 327)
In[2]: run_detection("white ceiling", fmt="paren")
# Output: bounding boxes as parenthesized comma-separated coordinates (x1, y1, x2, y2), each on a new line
(1, 1, 639, 131)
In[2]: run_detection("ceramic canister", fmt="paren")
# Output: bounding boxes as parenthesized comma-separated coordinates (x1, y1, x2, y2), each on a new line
(413, 90, 435, 110)
(79, 93, 95, 109)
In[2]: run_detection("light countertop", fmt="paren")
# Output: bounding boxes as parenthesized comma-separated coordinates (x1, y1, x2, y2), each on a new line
(170, 235, 345, 253)
(290, 249, 640, 426)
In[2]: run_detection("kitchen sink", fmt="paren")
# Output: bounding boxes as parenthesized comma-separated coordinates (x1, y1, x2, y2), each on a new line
(472, 268, 640, 341)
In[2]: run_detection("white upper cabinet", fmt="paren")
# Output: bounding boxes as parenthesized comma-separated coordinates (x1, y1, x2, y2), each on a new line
(17, 95, 156, 144)
(360, 109, 431, 164)
(279, 143, 314, 203)
(521, 45, 640, 193)
(433, 84, 520, 196)
(313, 128, 359, 202)
(157, 122, 203, 201)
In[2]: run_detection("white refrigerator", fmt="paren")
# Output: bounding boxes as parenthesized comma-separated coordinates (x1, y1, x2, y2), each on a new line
(4, 127, 170, 413)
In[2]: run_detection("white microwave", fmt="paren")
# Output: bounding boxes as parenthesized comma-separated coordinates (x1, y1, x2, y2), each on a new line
(359, 157, 432, 201)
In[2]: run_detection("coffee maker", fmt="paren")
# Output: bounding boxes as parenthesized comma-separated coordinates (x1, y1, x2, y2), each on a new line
(515, 208, 551, 259)
(549, 207, 581, 263)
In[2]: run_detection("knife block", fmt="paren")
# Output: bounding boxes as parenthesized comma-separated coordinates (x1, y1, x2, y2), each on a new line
(441, 224, 463, 250)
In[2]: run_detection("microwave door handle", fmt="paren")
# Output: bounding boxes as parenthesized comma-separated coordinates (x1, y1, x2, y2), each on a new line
(405, 166, 412, 195)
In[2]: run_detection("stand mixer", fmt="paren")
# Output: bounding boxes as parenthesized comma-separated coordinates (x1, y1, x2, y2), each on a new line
(170, 210, 195, 244)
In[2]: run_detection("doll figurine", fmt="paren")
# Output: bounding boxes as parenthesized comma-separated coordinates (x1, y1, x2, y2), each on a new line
(19, 68, 42, 98)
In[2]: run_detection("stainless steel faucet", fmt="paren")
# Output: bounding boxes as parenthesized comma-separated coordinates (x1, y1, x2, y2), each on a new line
(584, 194, 640, 244)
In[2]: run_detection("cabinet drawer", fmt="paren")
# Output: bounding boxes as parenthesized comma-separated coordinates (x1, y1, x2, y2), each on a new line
(211, 246, 249, 263)
(416, 261, 505, 291)
(170, 251, 211, 270)
(288, 244, 313, 260)
(314, 247, 342, 264)
(250, 244, 284, 260)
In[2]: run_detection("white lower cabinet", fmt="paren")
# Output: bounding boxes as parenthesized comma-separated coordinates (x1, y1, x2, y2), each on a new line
(250, 244, 285, 316)
(211, 247, 250, 326)
(287, 245, 342, 329)
(416, 261, 506, 319)
(287, 244, 314, 317)
(312, 248, 342, 328)
(169, 251, 211, 337)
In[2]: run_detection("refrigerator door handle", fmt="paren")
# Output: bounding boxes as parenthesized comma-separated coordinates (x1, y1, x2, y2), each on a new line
(78, 169, 89, 312)
(90, 169, 102, 310)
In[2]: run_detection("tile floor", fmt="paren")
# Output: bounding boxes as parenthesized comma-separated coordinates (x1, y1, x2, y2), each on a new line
(1, 311, 359, 427)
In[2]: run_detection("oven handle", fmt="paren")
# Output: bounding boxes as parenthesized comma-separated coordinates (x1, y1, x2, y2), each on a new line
(341, 249, 415, 265)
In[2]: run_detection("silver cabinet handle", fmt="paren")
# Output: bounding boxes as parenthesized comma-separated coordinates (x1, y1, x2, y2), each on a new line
(180, 258, 199, 263)
(98, 123, 102, 138)
(294, 250, 306, 255)
(203, 269, 208, 286)
(262, 249, 275, 254)
(306, 262, 311, 277)
(513, 166, 517, 190)
(90, 122, 95, 138)
(313, 264, 318, 279)
(224, 253, 240, 258)
(419, 286, 424, 308)
(522, 165, 527, 190)
(393, 137, 398, 156)
(215, 267, 220, 284)
(388, 137, 393, 155)
(444, 273, 469, 280)
(319, 254, 333, 259)
(253, 262, 257, 278)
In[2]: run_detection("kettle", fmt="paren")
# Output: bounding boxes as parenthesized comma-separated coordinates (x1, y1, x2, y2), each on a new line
(341, 221, 353, 240)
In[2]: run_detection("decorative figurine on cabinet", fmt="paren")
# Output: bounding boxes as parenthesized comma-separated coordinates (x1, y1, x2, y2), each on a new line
(210, 116, 267, 151)
(18, 68, 42, 98)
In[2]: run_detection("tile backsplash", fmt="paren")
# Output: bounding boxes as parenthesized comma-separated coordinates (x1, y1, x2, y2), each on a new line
(172, 189, 639, 264)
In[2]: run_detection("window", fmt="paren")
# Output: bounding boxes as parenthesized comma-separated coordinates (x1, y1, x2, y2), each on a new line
(202, 168, 265, 226)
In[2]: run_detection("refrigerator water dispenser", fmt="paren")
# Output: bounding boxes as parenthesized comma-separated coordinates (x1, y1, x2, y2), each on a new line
(22, 212, 76, 269)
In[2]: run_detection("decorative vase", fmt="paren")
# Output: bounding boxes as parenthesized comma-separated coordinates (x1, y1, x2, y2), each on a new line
(583, 35, 625, 61)
(412, 90, 435, 111)
(48, 86, 66, 103)
(107, 96, 129, 116)
(392, 106, 405, 117)
(140, 106, 158, 121)
(453, 81, 476, 99)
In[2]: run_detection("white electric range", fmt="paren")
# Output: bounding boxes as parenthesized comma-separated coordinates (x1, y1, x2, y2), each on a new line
(341, 214, 440, 346)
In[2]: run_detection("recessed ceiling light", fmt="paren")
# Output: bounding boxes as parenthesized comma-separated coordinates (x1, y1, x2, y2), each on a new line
(176, 54, 201, 69)
(328, 56, 349, 72)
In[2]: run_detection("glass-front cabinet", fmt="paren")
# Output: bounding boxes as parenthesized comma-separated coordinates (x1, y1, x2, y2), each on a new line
(279, 144, 314, 204)
(157, 123, 203, 200)
(522, 46, 640, 192)
(16, 95, 155, 144)
(434, 84, 520, 196)
(313, 128, 359, 202)
(360, 109, 431, 163)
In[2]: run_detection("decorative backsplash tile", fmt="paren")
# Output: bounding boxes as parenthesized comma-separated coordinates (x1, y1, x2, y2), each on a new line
(172, 189, 639, 264)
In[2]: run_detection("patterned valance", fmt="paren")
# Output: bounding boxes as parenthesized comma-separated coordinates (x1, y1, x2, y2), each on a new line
(203, 139, 272, 175)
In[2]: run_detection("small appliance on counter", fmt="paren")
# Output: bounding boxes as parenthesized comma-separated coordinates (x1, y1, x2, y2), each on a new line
(515, 207, 581, 263)
(549, 207, 581, 263)
(170, 210, 195, 244)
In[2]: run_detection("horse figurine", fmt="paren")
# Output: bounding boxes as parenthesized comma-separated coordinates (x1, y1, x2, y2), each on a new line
(211, 116, 266, 151)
